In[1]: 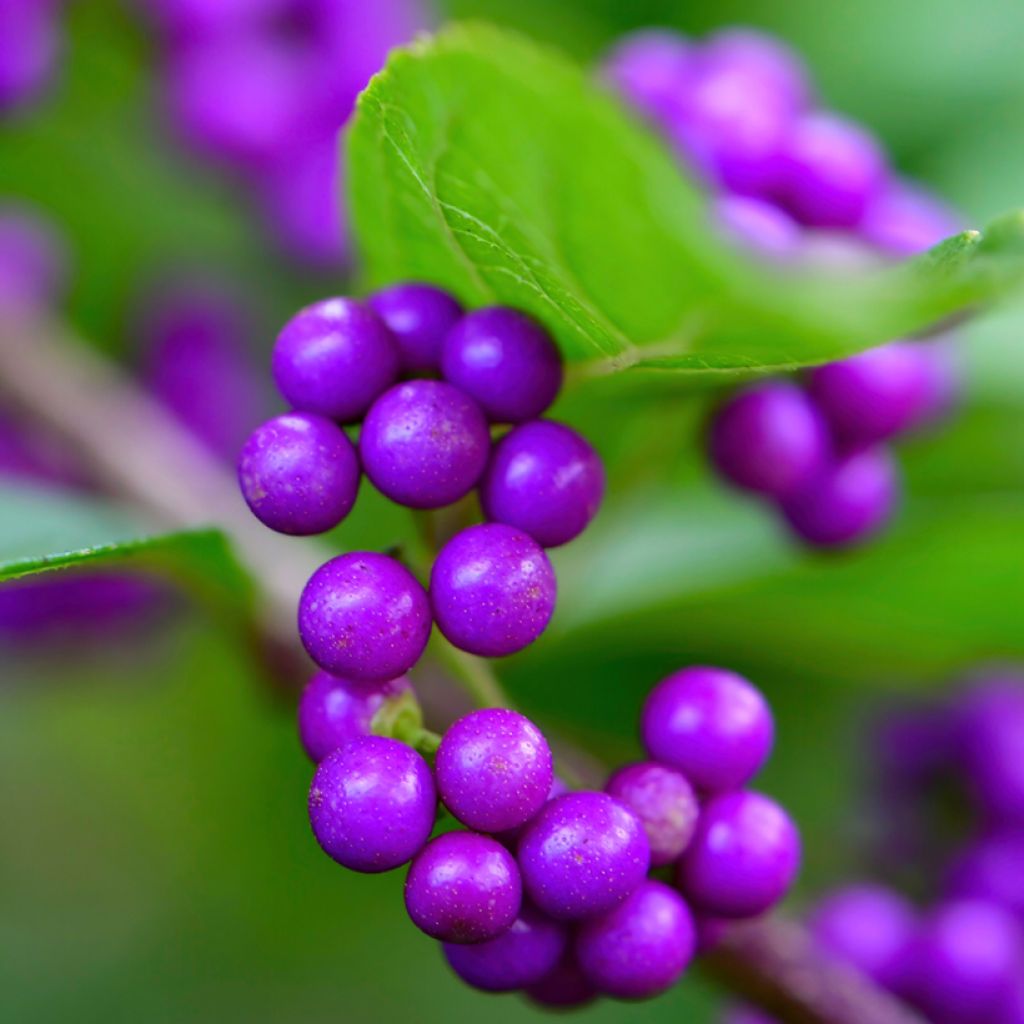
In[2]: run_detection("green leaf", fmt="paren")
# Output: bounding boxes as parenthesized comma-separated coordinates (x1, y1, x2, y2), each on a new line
(348, 23, 1024, 377)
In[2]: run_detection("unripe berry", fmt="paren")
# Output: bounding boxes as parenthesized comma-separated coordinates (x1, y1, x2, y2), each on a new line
(298, 552, 431, 681)
(370, 282, 463, 373)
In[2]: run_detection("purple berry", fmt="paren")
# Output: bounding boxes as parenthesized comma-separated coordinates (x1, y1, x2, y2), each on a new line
(517, 791, 650, 920)
(677, 790, 800, 919)
(369, 282, 464, 373)
(430, 523, 556, 658)
(143, 0, 292, 42)
(481, 420, 605, 548)
(297, 670, 412, 763)
(308, 735, 435, 872)
(238, 413, 360, 535)
(715, 195, 802, 260)
(441, 307, 563, 423)
(807, 342, 942, 449)
(903, 900, 1022, 1024)
(494, 776, 569, 849)
(298, 552, 431, 681)
(946, 831, 1024, 919)
(709, 382, 830, 498)
(404, 832, 522, 944)
(1000, 975, 1024, 1024)
(0, 204, 67, 307)
(575, 879, 696, 999)
(272, 298, 399, 423)
(780, 446, 900, 548)
(775, 113, 888, 229)
(861, 179, 963, 258)
(526, 952, 597, 1009)
(605, 761, 700, 867)
(700, 27, 812, 113)
(0, 0, 59, 114)
(359, 380, 490, 510)
(641, 666, 774, 793)
(443, 904, 567, 991)
(601, 29, 694, 127)
(808, 884, 917, 990)
(436, 708, 554, 833)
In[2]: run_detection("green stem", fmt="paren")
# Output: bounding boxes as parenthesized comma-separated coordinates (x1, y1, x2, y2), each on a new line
(433, 638, 514, 709)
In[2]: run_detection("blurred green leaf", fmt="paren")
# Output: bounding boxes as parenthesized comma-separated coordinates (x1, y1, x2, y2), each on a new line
(349, 23, 1024, 378)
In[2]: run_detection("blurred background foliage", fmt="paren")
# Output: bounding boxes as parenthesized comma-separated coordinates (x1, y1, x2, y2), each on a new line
(1, 1, 1023, 1021)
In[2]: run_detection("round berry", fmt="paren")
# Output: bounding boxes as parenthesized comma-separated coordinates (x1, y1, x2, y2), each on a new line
(430, 523, 556, 658)
(715, 195, 802, 260)
(641, 666, 774, 793)
(575, 880, 696, 999)
(494, 776, 569, 849)
(700, 28, 811, 112)
(861, 179, 963, 258)
(602, 29, 694, 127)
(903, 900, 1022, 1024)
(677, 790, 800, 918)
(605, 761, 700, 867)
(436, 708, 554, 833)
(442, 307, 563, 423)
(1000, 975, 1024, 1024)
(404, 832, 522, 944)
(946, 831, 1024, 919)
(443, 904, 567, 992)
(369, 282, 463, 373)
(780, 446, 899, 549)
(808, 884, 917, 990)
(298, 552, 431, 681)
(708, 382, 830, 498)
(308, 735, 435, 872)
(272, 297, 399, 422)
(525, 952, 597, 1009)
(481, 420, 605, 547)
(518, 791, 650, 920)
(359, 380, 489, 509)
(775, 112, 888, 229)
(238, 413, 359, 535)
(297, 670, 412, 763)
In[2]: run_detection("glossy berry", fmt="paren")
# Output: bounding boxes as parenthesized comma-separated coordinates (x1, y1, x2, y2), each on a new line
(946, 831, 1024, 919)
(602, 29, 694, 127)
(775, 112, 888, 229)
(715, 195, 802, 260)
(903, 900, 1022, 1024)
(238, 413, 360, 535)
(780, 446, 899, 548)
(709, 382, 830, 499)
(807, 342, 941, 449)
(605, 762, 699, 867)
(576, 880, 696, 999)
(436, 708, 554, 833)
(308, 735, 435, 872)
(442, 307, 563, 423)
(526, 952, 597, 1009)
(677, 790, 800, 918)
(443, 904, 567, 992)
(517, 791, 650, 920)
(808, 884, 917, 990)
(430, 523, 557, 658)
(272, 298, 399, 422)
(494, 776, 569, 849)
(359, 380, 489, 509)
(641, 666, 774, 793)
(481, 420, 605, 548)
(297, 671, 412, 763)
(298, 552, 431, 681)
(369, 282, 463, 373)
(404, 832, 522, 944)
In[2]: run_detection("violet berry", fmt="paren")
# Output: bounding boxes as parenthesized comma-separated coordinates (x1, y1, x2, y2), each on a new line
(481, 420, 605, 548)
(715, 195, 802, 260)
(677, 790, 800, 918)
(272, 298, 399, 423)
(605, 761, 700, 867)
(708, 381, 830, 498)
(700, 27, 812, 112)
(369, 282, 463, 373)
(641, 666, 774, 793)
(575, 880, 696, 999)
(308, 735, 435, 872)
(297, 671, 412, 763)
(436, 708, 554, 833)
(0, 0, 59, 114)
(442, 307, 563, 423)
(860, 179, 963, 258)
(359, 380, 489, 510)
(517, 791, 650, 920)
(601, 29, 694, 127)
(430, 523, 557, 658)
(525, 952, 597, 1009)
(946, 831, 1024, 919)
(238, 413, 360, 535)
(404, 832, 522, 944)
(780, 446, 899, 548)
(298, 552, 431, 681)
(443, 904, 567, 992)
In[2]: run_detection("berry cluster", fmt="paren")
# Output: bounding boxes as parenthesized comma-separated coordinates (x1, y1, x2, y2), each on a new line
(140, 0, 424, 267)
(239, 285, 605, 674)
(602, 26, 962, 549)
(725, 669, 1024, 1024)
(298, 664, 799, 1007)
